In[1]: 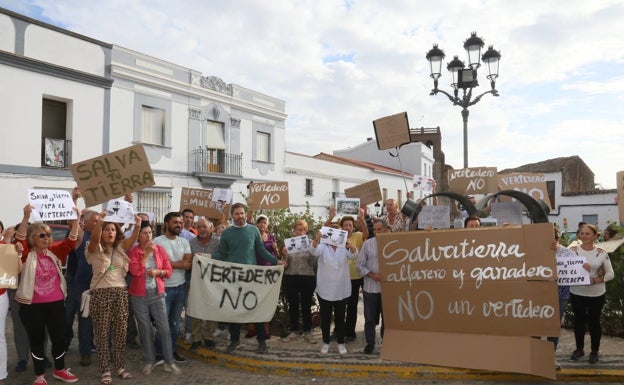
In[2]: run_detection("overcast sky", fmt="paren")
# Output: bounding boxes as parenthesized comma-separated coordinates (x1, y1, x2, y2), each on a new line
(3, 0, 623, 188)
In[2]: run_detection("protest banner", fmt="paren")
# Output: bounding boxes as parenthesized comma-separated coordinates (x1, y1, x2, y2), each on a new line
(556, 247, 590, 286)
(344, 180, 382, 207)
(180, 187, 227, 220)
(448, 167, 498, 195)
(618, 171, 624, 224)
(104, 198, 135, 224)
(0, 244, 20, 289)
(248, 182, 290, 210)
(491, 201, 524, 225)
(417, 205, 450, 229)
(28, 189, 77, 222)
(498, 172, 552, 209)
(372, 112, 411, 150)
(71, 144, 155, 207)
(376, 223, 559, 379)
(186, 255, 283, 323)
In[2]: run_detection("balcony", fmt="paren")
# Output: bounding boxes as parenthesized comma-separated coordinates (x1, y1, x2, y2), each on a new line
(192, 148, 242, 188)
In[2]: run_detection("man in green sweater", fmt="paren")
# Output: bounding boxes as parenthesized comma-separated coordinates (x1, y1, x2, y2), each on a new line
(212, 203, 286, 354)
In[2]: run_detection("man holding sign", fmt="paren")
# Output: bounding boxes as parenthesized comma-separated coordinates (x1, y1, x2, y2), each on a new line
(212, 203, 286, 354)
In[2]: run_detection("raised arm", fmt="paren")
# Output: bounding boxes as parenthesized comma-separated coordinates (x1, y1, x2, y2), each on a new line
(122, 214, 142, 251)
(87, 211, 106, 254)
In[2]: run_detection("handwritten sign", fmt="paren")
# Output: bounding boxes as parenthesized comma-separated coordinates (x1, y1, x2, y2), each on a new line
(186, 255, 283, 323)
(0, 244, 20, 289)
(28, 189, 77, 221)
(413, 175, 435, 193)
(377, 223, 559, 379)
(211, 188, 233, 204)
(71, 144, 155, 207)
(498, 172, 552, 209)
(104, 198, 135, 224)
(344, 180, 382, 207)
(372, 112, 411, 150)
(284, 235, 310, 253)
(335, 198, 360, 217)
(491, 201, 524, 225)
(417, 205, 450, 229)
(180, 187, 227, 220)
(320, 226, 348, 248)
(448, 167, 498, 195)
(248, 182, 290, 210)
(618, 171, 624, 224)
(556, 248, 590, 286)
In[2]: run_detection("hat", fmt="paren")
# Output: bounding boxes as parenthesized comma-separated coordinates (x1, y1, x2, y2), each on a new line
(255, 214, 268, 224)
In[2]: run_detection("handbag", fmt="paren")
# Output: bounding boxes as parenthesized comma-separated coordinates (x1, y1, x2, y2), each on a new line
(80, 248, 114, 318)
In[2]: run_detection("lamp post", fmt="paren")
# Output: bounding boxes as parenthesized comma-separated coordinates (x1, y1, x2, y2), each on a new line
(426, 32, 501, 168)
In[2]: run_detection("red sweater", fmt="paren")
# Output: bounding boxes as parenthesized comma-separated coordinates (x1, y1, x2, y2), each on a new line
(127, 244, 172, 297)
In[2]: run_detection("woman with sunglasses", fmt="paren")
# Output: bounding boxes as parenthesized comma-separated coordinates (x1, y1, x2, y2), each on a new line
(14, 204, 81, 385)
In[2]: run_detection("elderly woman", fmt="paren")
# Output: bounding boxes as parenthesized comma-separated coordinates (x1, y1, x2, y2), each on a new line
(128, 222, 181, 375)
(86, 211, 140, 384)
(14, 204, 81, 385)
(379, 199, 409, 232)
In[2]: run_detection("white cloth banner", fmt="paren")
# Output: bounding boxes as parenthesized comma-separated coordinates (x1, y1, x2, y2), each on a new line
(187, 254, 284, 323)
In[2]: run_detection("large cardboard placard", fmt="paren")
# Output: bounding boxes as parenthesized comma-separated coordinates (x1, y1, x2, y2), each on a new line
(344, 180, 382, 206)
(28, 189, 77, 221)
(248, 182, 289, 210)
(376, 223, 559, 379)
(71, 144, 155, 207)
(498, 172, 552, 209)
(372, 112, 411, 150)
(180, 187, 227, 220)
(448, 167, 498, 195)
(618, 171, 624, 224)
(0, 244, 20, 289)
(187, 255, 283, 323)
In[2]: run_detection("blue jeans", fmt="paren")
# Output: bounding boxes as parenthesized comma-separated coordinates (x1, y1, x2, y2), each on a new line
(156, 284, 185, 355)
(64, 277, 94, 355)
(363, 291, 384, 346)
(131, 293, 174, 365)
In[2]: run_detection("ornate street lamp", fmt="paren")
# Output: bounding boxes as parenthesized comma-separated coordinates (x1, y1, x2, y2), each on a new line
(426, 32, 501, 168)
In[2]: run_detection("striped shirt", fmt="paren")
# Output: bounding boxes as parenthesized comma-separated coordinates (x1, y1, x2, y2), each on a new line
(356, 237, 381, 293)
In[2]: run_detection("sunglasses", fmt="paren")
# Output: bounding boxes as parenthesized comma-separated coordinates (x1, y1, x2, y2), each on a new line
(37, 233, 51, 239)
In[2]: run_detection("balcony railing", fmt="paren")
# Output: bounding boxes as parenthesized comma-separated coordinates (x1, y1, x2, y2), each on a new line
(192, 148, 242, 177)
(41, 137, 72, 168)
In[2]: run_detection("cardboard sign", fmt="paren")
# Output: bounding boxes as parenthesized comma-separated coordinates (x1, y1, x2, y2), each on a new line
(556, 248, 590, 286)
(618, 171, 624, 224)
(372, 112, 411, 150)
(320, 226, 348, 248)
(344, 180, 382, 207)
(491, 201, 524, 225)
(448, 167, 498, 195)
(0, 244, 20, 289)
(376, 223, 559, 379)
(248, 182, 290, 210)
(71, 144, 155, 207)
(417, 205, 450, 229)
(187, 255, 284, 323)
(180, 187, 227, 220)
(498, 173, 552, 209)
(28, 189, 77, 221)
(104, 198, 135, 224)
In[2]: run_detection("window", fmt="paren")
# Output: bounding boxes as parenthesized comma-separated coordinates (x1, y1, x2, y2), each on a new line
(582, 214, 598, 227)
(382, 188, 388, 202)
(204, 121, 226, 172)
(256, 131, 270, 162)
(136, 190, 171, 234)
(141, 106, 165, 145)
(397, 190, 403, 207)
(305, 178, 313, 196)
(42, 98, 69, 168)
(546, 181, 556, 208)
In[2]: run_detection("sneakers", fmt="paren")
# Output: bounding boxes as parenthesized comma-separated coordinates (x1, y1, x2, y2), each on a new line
(226, 341, 241, 353)
(52, 368, 78, 383)
(570, 349, 584, 361)
(256, 341, 268, 354)
(304, 332, 317, 344)
(320, 343, 330, 354)
(204, 339, 216, 348)
(33, 375, 47, 385)
(164, 363, 182, 374)
(338, 344, 347, 355)
(153, 355, 165, 367)
(142, 363, 153, 375)
(189, 341, 202, 351)
(589, 351, 600, 364)
(282, 331, 300, 342)
(364, 344, 374, 354)
(173, 352, 187, 363)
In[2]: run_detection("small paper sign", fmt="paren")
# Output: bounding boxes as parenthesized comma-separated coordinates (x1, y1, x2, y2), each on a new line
(335, 198, 360, 217)
(28, 189, 77, 222)
(413, 175, 435, 193)
(417, 205, 450, 229)
(211, 188, 233, 204)
(556, 248, 590, 286)
(104, 198, 135, 224)
(320, 226, 348, 248)
(284, 235, 310, 253)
